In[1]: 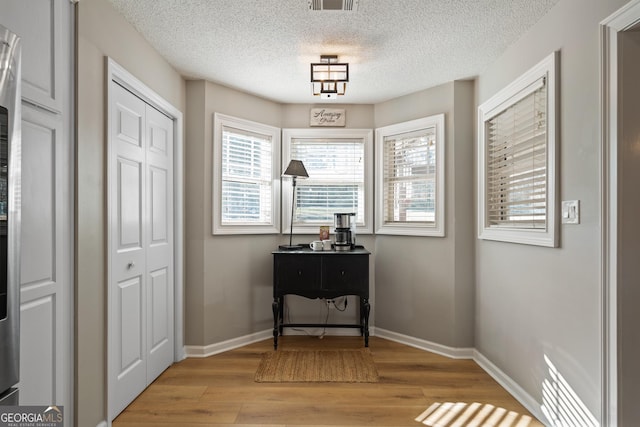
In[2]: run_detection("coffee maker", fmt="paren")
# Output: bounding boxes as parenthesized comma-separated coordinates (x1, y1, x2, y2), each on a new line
(334, 213, 356, 251)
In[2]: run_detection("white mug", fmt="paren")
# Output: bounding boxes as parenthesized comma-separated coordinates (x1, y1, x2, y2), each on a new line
(322, 240, 332, 250)
(310, 240, 323, 251)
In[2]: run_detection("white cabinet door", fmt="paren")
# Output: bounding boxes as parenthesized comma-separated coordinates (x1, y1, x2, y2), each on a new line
(1, 0, 63, 112)
(1, 1, 73, 422)
(109, 83, 174, 418)
(19, 104, 65, 406)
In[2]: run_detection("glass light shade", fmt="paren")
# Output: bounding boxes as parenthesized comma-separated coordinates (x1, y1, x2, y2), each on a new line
(310, 57, 349, 96)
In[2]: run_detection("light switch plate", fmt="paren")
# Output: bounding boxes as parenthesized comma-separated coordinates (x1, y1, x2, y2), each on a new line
(562, 200, 580, 224)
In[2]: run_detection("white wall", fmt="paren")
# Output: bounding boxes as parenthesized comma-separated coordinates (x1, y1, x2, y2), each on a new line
(474, 0, 629, 423)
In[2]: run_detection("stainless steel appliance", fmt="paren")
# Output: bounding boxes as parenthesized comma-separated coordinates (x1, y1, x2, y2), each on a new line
(333, 212, 356, 251)
(0, 24, 21, 406)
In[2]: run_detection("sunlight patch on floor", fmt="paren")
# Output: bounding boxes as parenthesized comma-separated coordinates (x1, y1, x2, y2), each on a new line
(415, 402, 534, 427)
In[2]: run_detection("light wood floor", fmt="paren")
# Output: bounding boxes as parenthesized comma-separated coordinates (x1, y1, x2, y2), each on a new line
(113, 336, 544, 427)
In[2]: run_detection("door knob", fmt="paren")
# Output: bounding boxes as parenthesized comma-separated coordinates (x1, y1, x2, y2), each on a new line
(127, 261, 135, 269)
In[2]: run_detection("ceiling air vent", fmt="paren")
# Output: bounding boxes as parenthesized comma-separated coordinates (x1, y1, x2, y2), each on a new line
(308, 0, 359, 11)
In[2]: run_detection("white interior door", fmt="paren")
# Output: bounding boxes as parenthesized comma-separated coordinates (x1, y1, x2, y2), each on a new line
(145, 102, 174, 381)
(110, 82, 174, 418)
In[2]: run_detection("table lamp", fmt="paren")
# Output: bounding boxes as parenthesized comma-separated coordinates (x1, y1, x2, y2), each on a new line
(279, 160, 309, 250)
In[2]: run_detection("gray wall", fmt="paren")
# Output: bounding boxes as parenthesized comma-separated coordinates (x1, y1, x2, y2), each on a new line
(373, 81, 476, 348)
(474, 0, 628, 422)
(72, 0, 637, 424)
(185, 80, 283, 346)
(185, 89, 380, 344)
(280, 104, 377, 329)
(186, 84, 475, 347)
(76, 0, 186, 425)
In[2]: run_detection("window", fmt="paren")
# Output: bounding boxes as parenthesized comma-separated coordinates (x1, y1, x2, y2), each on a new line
(478, 51, 558, 247)
(375, 114, 445, 236)
(213, 113, 280, 234)
(282, 128, 373, 234)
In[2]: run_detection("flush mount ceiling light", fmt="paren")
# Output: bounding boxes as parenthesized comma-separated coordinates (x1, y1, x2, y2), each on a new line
(310, 55, 349, 100)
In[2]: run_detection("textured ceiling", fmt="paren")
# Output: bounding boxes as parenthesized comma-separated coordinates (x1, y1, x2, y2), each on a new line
(107, 0, 559, 104)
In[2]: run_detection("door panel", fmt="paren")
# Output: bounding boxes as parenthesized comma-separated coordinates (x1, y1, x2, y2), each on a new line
(111, 83, 147, 416)
(145, 106, 173, 381)
(117, 276, 143, 376)
(110, 82, 174, 418)
(117, 105, 143, 148)
(19, 104, 67, 409)
(2, 1, 73, 420)
(1, 0, 61, 111)
(117, 159, 142, 248)
(20, 116, 55, 286)
(19, 296, 55, 405)
(150, 167, 167, 243)
(149, 268, 168, 351)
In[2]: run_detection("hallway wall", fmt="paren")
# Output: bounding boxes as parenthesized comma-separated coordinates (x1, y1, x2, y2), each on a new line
(474, 0, 629, 423)
(76, 0, 185, 425)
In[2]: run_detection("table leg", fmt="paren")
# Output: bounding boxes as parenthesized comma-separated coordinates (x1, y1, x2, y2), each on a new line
(363, 297, 370, 347)
(278, 296, 284, 335)
(272, 297, 279, 350)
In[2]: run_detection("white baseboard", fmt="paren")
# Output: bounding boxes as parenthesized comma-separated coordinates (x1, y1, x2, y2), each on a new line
(473, 349, 549, 425)
(374, 327, 474, 359)
(184, 327, 372, 358)
(184, 329, 272, 358)
(375, 328, 549, 425)
(183, 327, 549, 425)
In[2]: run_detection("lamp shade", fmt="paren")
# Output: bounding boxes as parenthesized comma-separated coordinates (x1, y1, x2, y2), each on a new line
(282, 160, 309, 178)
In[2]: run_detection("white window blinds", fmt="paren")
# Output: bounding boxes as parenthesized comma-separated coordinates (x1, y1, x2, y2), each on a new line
(290, 138, 364, 225)
(485, 77, 547, 229)
(221, 126, 273, 224)
(383, 128, 437, 224)
(375, 114, 445, 237)
(478, 51, 557, 247)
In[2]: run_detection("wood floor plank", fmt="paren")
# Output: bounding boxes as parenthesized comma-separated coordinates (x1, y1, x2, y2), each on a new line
(127, 384, 208, 404)
(235, 402, 427, 426)
(113, 336, 544, 426)
(114, 401, 241, 424)
(201, 384, 427, 406)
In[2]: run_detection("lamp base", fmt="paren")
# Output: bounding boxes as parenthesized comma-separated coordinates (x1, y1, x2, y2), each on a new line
(278, 244, 303, 250)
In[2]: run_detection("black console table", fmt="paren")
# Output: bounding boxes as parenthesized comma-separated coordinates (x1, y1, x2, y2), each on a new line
(272, 247, 370, 349)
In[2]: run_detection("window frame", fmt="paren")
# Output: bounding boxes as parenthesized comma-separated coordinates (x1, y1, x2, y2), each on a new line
(375, 114, 446, 237)
(477, 51, 559, 247)
(281, 128, 373, 235)
(212, 113, 280, 235)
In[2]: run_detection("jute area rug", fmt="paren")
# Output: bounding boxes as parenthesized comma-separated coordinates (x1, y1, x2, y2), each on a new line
(254, 349, 379, 383)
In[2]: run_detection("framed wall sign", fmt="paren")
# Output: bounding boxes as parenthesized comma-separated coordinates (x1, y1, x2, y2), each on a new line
(310, 108, 346, 127)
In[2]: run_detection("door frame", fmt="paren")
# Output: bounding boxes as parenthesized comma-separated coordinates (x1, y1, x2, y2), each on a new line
(105, 57, 184, 422)
(601, 1, 640, 425)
